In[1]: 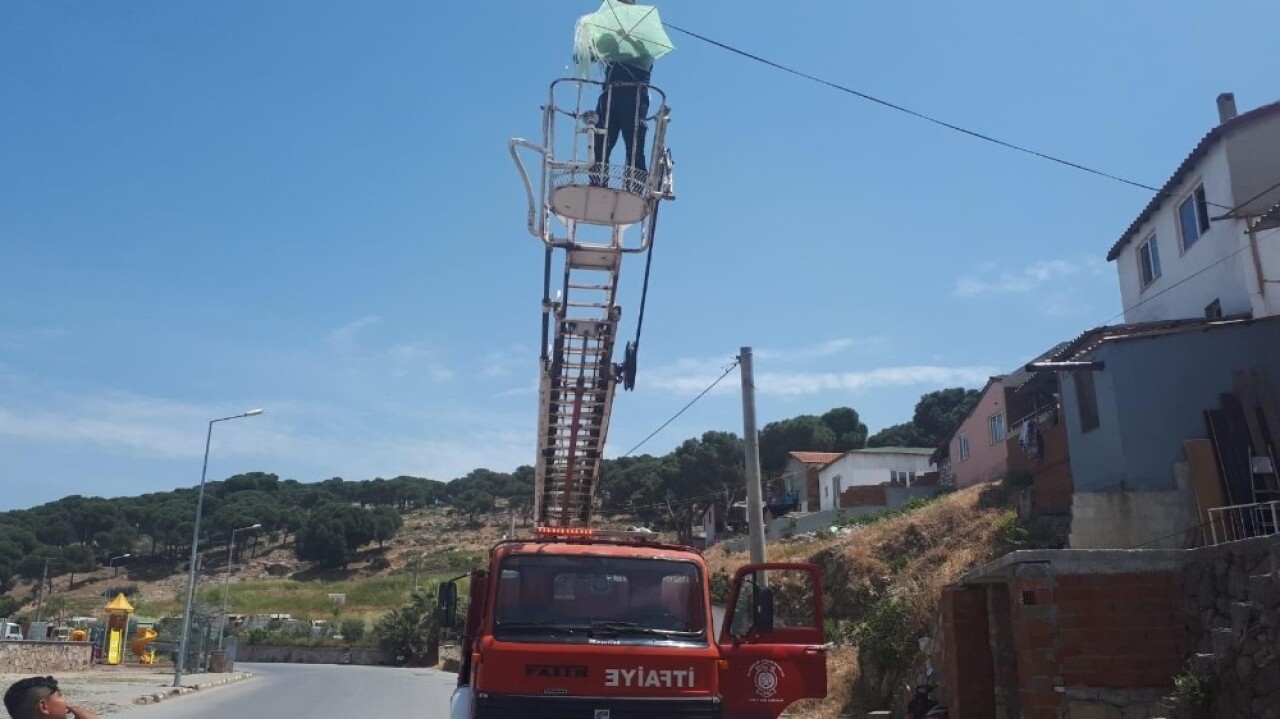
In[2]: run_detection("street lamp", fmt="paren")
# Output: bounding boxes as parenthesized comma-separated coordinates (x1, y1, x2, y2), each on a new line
(173, 408, 265, 688)
(109, 554, 132, 578)
(219, 523, 262, 649)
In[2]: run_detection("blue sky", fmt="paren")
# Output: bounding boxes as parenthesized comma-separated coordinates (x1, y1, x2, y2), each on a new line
(2, 1, 1277, 510)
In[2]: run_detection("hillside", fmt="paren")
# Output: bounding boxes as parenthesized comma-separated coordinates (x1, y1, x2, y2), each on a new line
(706, 480, 1059, 717)
(0, 505, 515, 625)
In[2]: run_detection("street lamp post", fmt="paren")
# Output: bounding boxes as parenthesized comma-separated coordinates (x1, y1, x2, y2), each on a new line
(219, 523, 261, 650)
(173, 408, 264, 688)
(109, 554, 131, 579)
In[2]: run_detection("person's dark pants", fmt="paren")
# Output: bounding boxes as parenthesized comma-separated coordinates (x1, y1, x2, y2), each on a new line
(591, 86, 649, 191)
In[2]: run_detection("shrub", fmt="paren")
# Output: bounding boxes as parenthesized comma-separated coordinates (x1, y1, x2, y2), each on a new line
(994, 511, 1029, 550)
(709, 571, 731, 605)
(339, 618, 366, 643)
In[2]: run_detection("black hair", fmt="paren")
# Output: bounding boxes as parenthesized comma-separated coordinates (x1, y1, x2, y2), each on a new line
(3, 677, 58, 719)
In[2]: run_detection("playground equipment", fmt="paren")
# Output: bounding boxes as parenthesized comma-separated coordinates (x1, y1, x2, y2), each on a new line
(131, 626, 158, 664)
(103, 593, 134, 665)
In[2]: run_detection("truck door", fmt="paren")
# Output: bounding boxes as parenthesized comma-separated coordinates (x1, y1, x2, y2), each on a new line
(718, 563, 827, 719)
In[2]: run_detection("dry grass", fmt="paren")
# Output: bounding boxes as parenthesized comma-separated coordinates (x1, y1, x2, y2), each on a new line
(706, 483, 1020, 716)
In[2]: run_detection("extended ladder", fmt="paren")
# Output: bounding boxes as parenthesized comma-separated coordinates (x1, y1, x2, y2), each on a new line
(511, 78, 674, 527)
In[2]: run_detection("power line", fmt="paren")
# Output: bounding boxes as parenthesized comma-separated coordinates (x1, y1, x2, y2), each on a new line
(620, 359, 740, 458)
(663, 22, 1235, 211)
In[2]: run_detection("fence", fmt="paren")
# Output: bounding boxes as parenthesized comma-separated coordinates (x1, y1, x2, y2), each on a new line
(1207, 500, 1280, 545)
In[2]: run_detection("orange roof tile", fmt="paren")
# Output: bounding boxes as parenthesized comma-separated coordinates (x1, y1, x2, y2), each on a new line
(788, 451, 843, 465)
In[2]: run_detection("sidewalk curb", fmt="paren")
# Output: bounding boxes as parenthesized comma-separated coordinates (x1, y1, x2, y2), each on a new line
(132, 672, 255, 705)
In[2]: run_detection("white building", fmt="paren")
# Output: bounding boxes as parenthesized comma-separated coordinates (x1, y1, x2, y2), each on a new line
(817, 447, 935, 512)
(1109, 94, 1280, 323)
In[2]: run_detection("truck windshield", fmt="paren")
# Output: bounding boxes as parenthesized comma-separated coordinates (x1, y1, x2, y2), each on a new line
(493, 554, 706, 645)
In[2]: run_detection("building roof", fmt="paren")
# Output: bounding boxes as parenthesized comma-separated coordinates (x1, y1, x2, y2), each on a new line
(850, 447, 936, 456)
(788, 451, 843, 466)
(1106, 99, 1280, 262)
(1255, 200, 1280, 232)
(1047, 315, 1254, 362)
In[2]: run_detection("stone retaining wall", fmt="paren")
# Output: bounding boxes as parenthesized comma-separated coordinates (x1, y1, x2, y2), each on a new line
(1180, 537, 1279, 718)
(0, 641, 93, 673)
(233, 644, 391, 665)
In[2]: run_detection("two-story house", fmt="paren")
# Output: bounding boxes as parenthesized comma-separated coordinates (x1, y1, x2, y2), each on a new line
(1108, 94, 1280, 322)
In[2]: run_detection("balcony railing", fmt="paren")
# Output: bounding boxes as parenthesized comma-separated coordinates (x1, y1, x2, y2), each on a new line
(1207, 500, 1280, 545)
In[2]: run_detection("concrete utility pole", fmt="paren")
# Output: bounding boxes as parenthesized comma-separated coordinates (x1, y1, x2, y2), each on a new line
(34, 559, 51, 623)
(739, 347, 767, 564)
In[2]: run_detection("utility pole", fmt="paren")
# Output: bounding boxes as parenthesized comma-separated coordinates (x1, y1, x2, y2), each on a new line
(34, 559, 51, 623)
(509, 508, 516, 538)
(739, 347, 767, 564)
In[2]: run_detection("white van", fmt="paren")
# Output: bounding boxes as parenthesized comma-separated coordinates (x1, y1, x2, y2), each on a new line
(1, 621, 23, 641)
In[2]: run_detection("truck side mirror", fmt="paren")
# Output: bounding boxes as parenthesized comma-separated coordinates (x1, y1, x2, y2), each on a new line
(438, 581, 458, 629)
(754, 585, 775, 635)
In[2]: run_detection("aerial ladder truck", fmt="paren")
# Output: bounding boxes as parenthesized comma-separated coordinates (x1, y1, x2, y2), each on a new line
(441, 5, 828, 717)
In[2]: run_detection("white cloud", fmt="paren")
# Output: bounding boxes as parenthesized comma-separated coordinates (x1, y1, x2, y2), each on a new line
(480, 346, 530, 378)
(755, 337, 888, 363)
(326, 315, 381, 351)
(954, 257, 1107, 297)
(388, 342, 454, 382)
(0, 369, 532, 482)
(644, 363, 996, 397)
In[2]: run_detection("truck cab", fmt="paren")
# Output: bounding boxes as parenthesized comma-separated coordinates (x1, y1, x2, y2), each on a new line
(443, 528, 827, 719)
(0, 621, 23, 641)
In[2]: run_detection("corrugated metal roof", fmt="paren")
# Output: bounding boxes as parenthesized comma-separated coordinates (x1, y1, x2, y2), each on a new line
(1255, 200, 1280, 232)
(1106, 99, 1280, 262)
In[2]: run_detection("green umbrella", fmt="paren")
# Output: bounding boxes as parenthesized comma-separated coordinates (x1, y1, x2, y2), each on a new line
(573, 0, 674, 77)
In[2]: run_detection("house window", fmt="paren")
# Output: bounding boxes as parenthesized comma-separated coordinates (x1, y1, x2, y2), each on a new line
(957, 433, 970, 462)
(1205, 299, 1222, 319)
(1075, 371, 1100, 433)
(989, 411, 1006, 444)
(1178, 184, 1211, 250)
(1138, 235, 1161, 288)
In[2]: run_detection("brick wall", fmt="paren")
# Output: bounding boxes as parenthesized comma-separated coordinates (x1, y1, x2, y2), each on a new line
(1053, 573, 1185, 688)
(1008, 573, 1063, 719)
(838, 484, 886, 508)
(1006, 422, 1073, 516)
(940, 586, 996, 718)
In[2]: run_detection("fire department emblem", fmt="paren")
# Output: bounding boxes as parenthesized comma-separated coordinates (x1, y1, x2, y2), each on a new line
(593, 711, 610, 719)
(747, 659, 785, 698)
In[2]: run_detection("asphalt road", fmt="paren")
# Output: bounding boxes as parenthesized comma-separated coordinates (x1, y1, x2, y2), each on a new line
(137, 663, 457, 719)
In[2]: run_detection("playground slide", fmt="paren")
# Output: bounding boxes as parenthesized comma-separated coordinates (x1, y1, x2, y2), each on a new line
(131, 627, 158, 664)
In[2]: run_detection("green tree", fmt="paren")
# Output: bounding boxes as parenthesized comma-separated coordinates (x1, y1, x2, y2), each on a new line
(820, 407, 869, 451)
(866, 387, 982, 449)
(759, 415, 837, 474)
(453, 489, 494, 524)
(911, 387, 981, 446)
(370, 507, 403, 548)
(865, 422, 922, 448)
(632, 432, 744, 545)
(94, 525, 138, 559)
(61, 545, 97, 589)
(296, 505, 376, 569)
